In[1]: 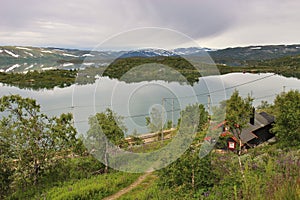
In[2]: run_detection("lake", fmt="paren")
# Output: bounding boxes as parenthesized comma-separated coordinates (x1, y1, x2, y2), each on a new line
(0, 73, 299, 135)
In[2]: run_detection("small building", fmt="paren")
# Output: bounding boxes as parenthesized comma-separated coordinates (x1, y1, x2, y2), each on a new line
(240, 111, 275, 148)
(217, 111, 275, 150)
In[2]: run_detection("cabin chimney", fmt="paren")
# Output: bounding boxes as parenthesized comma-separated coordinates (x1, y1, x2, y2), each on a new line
(250, 107, 255, 125)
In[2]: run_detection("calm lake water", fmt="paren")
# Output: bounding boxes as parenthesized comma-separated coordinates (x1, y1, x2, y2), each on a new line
(1, 73, 299, 134)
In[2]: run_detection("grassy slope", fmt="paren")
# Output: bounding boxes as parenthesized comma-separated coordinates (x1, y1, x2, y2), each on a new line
(40, 172, 140, 200)
(117, 144, 300, 200)
(116, 173, 161, 200)
(8, 141, 298, 200)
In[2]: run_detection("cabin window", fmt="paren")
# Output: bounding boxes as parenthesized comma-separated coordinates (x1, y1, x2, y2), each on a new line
(228, 141, 235, 149)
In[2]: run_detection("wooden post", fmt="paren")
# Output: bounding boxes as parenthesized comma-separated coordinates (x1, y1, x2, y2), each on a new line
(207, 95, 211, 115)
(161, 98, 164, 141)
(172, 99, 174, 128)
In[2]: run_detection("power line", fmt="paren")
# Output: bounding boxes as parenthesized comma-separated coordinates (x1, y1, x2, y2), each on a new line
(41, 73, 293, 115)
(42, 91, 279, 116)
(73, 107, 182, 124)
(165, 73, 276, 100)
(253, 93, 277, 101)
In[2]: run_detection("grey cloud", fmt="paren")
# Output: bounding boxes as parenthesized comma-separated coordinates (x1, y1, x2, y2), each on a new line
(139, 0, 240, 38)
(0, 0, 299, 48)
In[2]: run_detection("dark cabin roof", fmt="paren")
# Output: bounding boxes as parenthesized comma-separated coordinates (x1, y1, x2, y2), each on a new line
(240, 112, 275, 144)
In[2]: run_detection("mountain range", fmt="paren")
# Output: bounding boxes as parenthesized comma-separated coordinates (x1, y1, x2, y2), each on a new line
(1, 44, 300, 73)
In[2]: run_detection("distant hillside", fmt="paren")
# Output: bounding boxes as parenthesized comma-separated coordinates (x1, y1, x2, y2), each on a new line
(218, 54, 300, 79)
(1, 44, 300, 72)
(210, 44, 300, 66)
(0, 46, 122, 72)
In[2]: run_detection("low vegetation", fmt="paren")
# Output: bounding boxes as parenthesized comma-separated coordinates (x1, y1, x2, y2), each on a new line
(103, 56, 201, 85)
(0, 90, 299, 199)
(39, 172, 140, 200)
(0, 69, 77, 90)
(218, 55, 300, 79)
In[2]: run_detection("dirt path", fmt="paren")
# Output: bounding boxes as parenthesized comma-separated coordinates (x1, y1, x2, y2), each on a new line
(102, 172, 151, 200)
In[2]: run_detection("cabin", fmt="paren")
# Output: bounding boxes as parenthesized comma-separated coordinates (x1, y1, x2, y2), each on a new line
(240, 111, 275, 148)
(217, 111, 275, 150)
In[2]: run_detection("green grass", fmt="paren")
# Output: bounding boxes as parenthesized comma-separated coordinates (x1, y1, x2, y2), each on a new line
(116, 173, 173, 200)
(126, 139, 172, 153)
(116, 174, 158, 200)
(38, 172, 140, 200)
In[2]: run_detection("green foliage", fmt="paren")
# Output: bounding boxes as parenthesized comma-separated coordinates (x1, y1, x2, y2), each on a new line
(155, 104, 212, 197)
(127, 135, 144, 146)
(256, 100, 274, 115)
(86, 108, 128, 172)
(211, 91, 253, 150)
(146, 107, 164, 135)
(225, 90, 253, 131)
(207, 152, 242, 200)
(158, 151, 215, 193)
(127, 139, 171, 153)
(7, 156, 105, 200)
(178, 103, 208, 133)
(0, 69, 77, 90)
(254, 55, 300, 79)
(219, 90, 253, 152)
(1, 91, 299, 200)
(207, 146, 300, 200)
(0, 95, 80, 196)
(272, 90, 300, 147)
(87, 108, 128, 148)
(76, 66, 105, 85)
(103, 56, 201, 85)
(217, 53, 300, 80)
(117, 174, 176, 200)
(38, 172, 140, 200)
(0, 154, 13, 198)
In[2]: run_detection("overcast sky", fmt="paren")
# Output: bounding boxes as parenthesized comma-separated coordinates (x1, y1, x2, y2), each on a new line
(1, 0, 300, 49)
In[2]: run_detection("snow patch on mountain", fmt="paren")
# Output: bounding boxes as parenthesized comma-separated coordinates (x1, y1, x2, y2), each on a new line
(6, 64, 21, 72)
(62, 53, 79, 57)
(250, 47, 262, 50)
(42, 67, 56, 71)
(16, 47, 32, 51)
(63, 63, 74, 67)
(83, 63, 95, 66)
(24, 51, 33, 57)
(173, 47, 213, 55)
(82, 54, 94, 57)
(24, 65, 34, 70)
(4, 50, 19, 58)
(41, 50, 53, 53)
(120, 48, 178, 58)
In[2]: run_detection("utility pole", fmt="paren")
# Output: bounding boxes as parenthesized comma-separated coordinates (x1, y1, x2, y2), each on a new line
(161, 98, 164, 141)
(171, 99, 174, 128)
(207, 95, 211, 115)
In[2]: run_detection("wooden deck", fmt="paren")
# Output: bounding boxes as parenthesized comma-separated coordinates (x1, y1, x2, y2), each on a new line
(125, 128, 176, 145)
